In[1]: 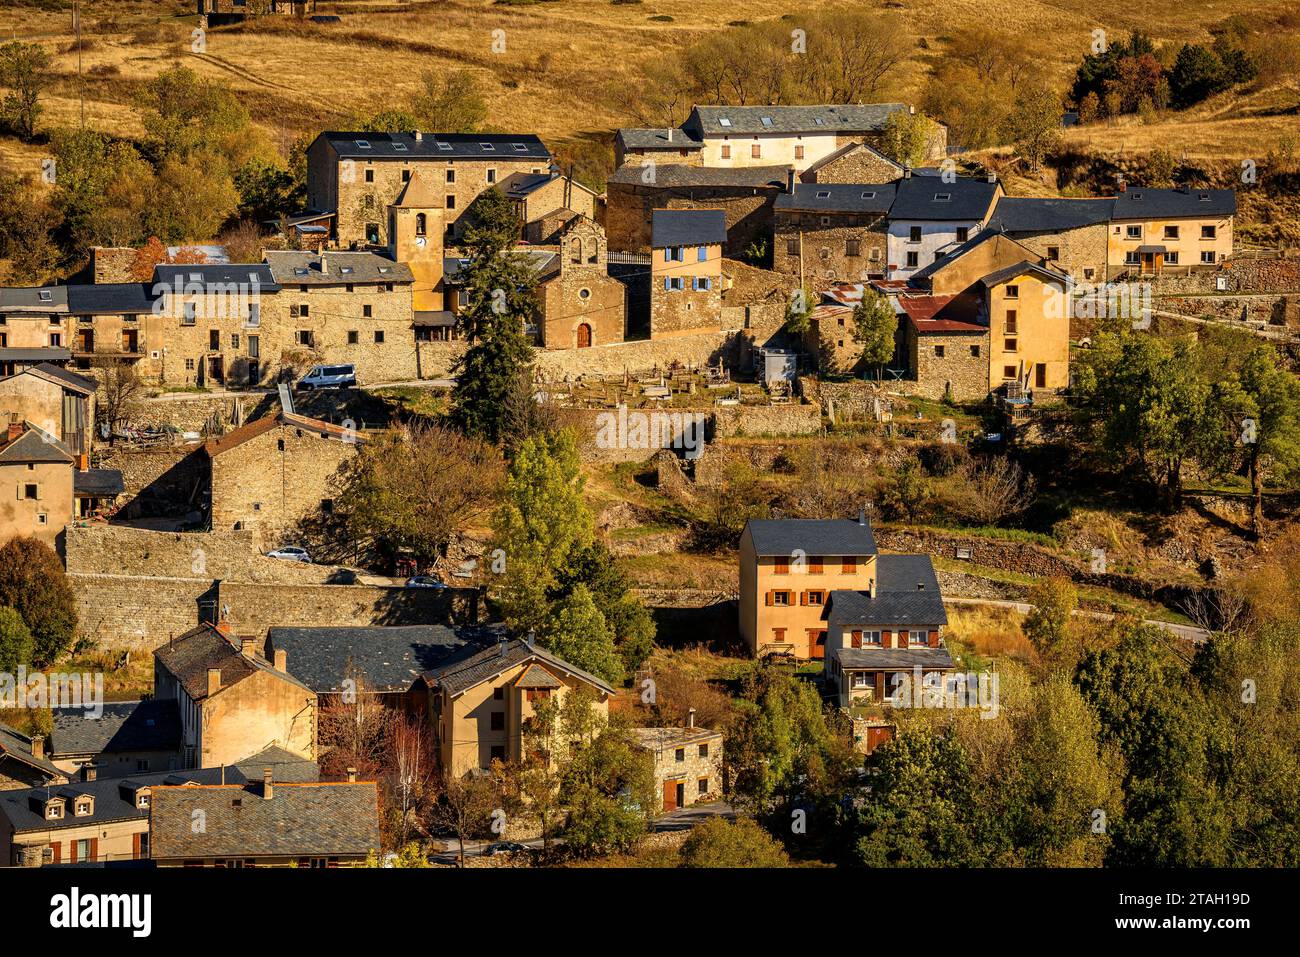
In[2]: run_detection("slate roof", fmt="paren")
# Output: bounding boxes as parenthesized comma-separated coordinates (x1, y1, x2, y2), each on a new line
(0, 747, 318, 835)
(615, 128, 705, 151)
(65, 283, 158, 315)
(825, 554, 948, 628)
(607, 164, 790, 189)
(154, 624, 313, 701)
(49, 700, 181, 758)
(391, 170, 443, 209)
(836, 646, 956, 670)
(203, 410, 363, 457)
(889, 175, 1000, 222)
(443, 250, 560, 283)
(17, 362, 97, 396)
(153, 264, 280, 293)
(263, 251, 413, 286)
(629, 726, 722, 752)
(0, 286, 69, 313)
(0, 722, 65, 780)
(988, 197, 1114, 233)
(0, 347, 71, 363)
(515, 663, 562, 689)
(318, 131, 550, 161)
(743, 517, 877, 557)
(0, 427, 75, 465)
(651, 209, 728, 248)
(775, 183, 897, 215)
(1111, 187, 1236, 219)
(149, 780, 380, 861)
(73, 469, 125, 497)
(978, 260, 1074, 289)
(266, 625, 481, 694)
(686, 103, 910, 137)
(422, 637, 616, 697)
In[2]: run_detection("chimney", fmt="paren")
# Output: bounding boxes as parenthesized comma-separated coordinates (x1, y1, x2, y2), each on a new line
(858, 507, 866, 526)
(240, 637, 256, 657)
(869, 577, 877, 600)
(1117, 178, 1127, 193)
(30, 735, 44, 760)
(274, 648, 287, 672)
(214, 619, 231, 636)
(6, 419, 22, 443)
(346, 767, 357, 783)
(909, 104, 916, 115)
(81, 764, 98, 783)
(986, 173, 997, 184)
(687, 708, 696, 729)
(917, 581, 926, 591)
(207, 668, 221, 697)
(497, 637, 508, 658)
(903, 168, 912, 179)
(787, 168, 796, 193)
(77, 452, 89, 472)
(319, 254, 328, 275)
(414, 130, 423, 142)
(525, 629, 535, 650)
(262, 767, 274, 801)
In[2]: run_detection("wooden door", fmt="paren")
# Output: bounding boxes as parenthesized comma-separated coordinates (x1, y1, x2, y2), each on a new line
(663, 779, 678, 811)
(577, 323, 592, 348)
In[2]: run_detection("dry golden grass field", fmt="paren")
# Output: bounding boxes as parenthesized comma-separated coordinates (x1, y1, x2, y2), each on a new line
(2, 0, 1296, 181)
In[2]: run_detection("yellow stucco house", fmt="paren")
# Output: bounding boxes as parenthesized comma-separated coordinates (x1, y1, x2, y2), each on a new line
(417, 636, 615, 779)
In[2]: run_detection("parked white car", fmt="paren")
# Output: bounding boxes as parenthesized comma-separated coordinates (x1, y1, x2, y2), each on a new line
(298, 364, 357, 390)
(266, 546, 312, 563)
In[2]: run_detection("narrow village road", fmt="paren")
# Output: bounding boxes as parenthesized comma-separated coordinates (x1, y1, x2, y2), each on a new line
(942, 595, 1211, 643)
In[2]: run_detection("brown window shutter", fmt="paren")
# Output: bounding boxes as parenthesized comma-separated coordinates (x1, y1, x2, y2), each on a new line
(810, 557, 824, 574)
(765, 590, 774, 607)
(843, 558, 857, 574)
(69, 840, 77, 864)
(899, 631, 909, 647)
(883, 629, 893, 647)
(89, 837, 98, 862)
(851, 630, 862, 649)
(799, 591, 807, 606)
(133, 832, 142, 860)
(928, 630, 939, 647)
(51, 842, 61, 864)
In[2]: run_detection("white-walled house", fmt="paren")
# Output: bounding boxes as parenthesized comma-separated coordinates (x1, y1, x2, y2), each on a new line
(886, 173, 1003, 279)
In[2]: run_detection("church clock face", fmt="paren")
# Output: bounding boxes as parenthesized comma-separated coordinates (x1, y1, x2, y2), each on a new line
(415, 237, 427, 247)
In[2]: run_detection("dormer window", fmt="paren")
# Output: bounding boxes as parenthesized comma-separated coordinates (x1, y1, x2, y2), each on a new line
(760, 116, 773, 128)
(813, 117, 825, 125)
(355, 139, 371, 149)
(861, 191, 876, 199)
(816, 190, 830, 199)
(46, 801, 63, 820)
(38, 289, 52, 302)
(480, 143, 495, 152)
(393, 142, 408, 152)
(934, 193, 951, 202)
(1199, 193, 1210, 201)
(340, 266, 354, 275)
(718, 117, 731, 127)
(75, 798, 93, 817)
(436, 141, 452, 151)
(137, 793, 150, 809)
(513, 143, 528, 152)
(1131, 192, 1143, 200)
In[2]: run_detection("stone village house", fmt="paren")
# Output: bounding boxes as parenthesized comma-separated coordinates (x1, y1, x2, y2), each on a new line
(630, 711, 724, 813)
(650, 209, 726, 340)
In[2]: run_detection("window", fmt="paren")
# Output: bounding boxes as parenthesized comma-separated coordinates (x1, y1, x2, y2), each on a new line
(864, 630, 882, 645)
(297, 330, 313, 346)
(1126, 225, 1142, 239)
(1046, 245, 1060, 260)
(1201, 251, 1216, 264)
(1004, 285, 1019, 299)
(75, 839, 91, 861)
(772, 591, 791, 606)
(494, 687, 504, 700)
(185, 358, 195, 371)
(846, 239, 861, 257)
(786, 238, 798, 256)
(490, 711, 505, 731)
(1165, 251, 1179, 265)
(348, 330, 359, 345)
(1005, 338, 1018, 352)
(699, 744, 709, 758)
(230, 334, 240, 349)
(486, 168, 496, 184)
(208, 330, 220, 351)
(1036, 364, 1047, 388)
(49, 332, 61, 347)
(362, 304, 373, 318)
(934, 344, 945, 358)
(364, 169, 374, 183)
(248, 335, 259, 358)
(374, 330, 385, 344)
(1164, 225, 1179, 239)
(842, 557, 856, 574)
(182, 302, 197, 325)
(906, 251, 919, 268)
(401, 169, 410, 183)
(934, 193, 951, 202)
(75, 799, 91, 816)
(1201, 225, 1216, 239)
(751, 144, 762, 158)
(970, 344, 981, 358)
(774, 557, 790, 574)
(675, 748, 685, 762)
(720, 145, 730, 159)
(1003, 365, 1017, 379)
(446, 195, 456, 210)
(794, 145, 804, 160)
(490, 745, 506, 762)
(247, 303, 260, 327)
(1005, 310, 1018, 333)
(23, 483, 38, 500)
(446, 169, 455, 184)
(909, 226, 922, 243)
(806, 590, 824, 606)
(956, 226, 969, 242)
(1125, 251, 1140, 265)
(698, 246, 708, 262)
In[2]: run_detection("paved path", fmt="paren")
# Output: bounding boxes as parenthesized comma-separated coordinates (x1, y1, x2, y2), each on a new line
(943, 595, 1210, 643)
(428, 801, 735, 863)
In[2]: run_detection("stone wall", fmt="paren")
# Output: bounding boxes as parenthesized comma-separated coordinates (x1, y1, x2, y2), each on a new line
(93, 445, 207, 518)
(910, 329, 990, 401)
(216, 580, 475, 637)
(605, 181, 780, 257)
(70, 573, 214, 654)
(533, 331, 744, 381)
(133, 394, 248, 432)
(804, 145, 902, 184)
(712, 402, 821, 437)
(772, 215, 889, 287)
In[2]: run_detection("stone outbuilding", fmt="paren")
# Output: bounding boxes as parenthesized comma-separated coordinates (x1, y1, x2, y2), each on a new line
(630, 712, 723, 813)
